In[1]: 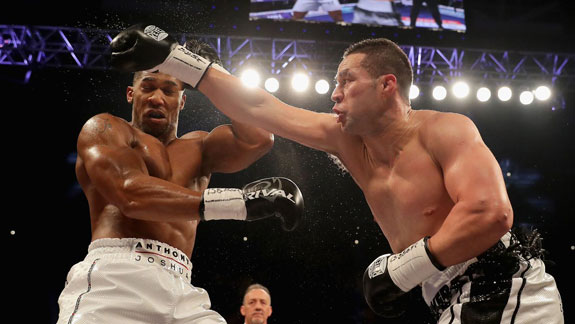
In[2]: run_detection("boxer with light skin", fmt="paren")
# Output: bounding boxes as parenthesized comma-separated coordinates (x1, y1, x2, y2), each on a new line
(56, 39, 304, 324)
(110, 25, 564, 323)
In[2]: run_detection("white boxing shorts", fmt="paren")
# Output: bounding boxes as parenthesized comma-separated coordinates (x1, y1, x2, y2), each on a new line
(56, 238, 226, 324)
(421, 231, 564, 324)
(292, 0, 342, 12)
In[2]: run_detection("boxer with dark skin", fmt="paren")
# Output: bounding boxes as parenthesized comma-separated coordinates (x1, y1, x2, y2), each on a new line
(57, 39, 304, 324)
(75, 69, 273, 256)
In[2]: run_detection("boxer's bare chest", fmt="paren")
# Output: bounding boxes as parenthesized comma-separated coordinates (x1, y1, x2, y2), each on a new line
(343, 133, 454, 251)
(97, 132, 208, 253)
(132, 132, 208, 191)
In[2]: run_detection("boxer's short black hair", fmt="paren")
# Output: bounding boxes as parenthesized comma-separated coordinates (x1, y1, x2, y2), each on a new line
(343, 38, 413, 102)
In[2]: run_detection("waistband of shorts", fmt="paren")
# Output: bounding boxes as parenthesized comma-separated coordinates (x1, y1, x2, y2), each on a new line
(88, 238, 193, 279)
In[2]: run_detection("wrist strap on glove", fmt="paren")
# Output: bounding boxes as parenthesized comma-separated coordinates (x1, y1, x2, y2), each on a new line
(387, 237, 444, 292)
(201, 188, 247, 221)
(156, 45, 213, 87)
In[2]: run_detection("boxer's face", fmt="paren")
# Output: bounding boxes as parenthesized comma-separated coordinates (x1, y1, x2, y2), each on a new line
(241, 289, 272, 324)
(127, 71, 186, 139)
(332, 53, 385, 135)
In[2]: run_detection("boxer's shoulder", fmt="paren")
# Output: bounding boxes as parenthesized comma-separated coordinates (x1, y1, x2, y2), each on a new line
(180, 130, 208, 141)
(78, 113, 133, 146)
(82, 113, 131, 133)
(417, 110, 473, 128)
(415, 110, 478, 145)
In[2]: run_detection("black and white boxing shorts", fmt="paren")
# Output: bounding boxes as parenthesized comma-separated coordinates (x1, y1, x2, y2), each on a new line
(421, 230, 564, 323)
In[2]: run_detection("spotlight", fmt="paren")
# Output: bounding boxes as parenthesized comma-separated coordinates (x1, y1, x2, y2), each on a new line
(292, 73, 309, 92)
(534, 86, 551, 101)
(240, 69, 260, 88)
(315, 79, 330, 94)
(452, 81, 470, 99)
(264, 77, 279, 93)
(497, 86, 512, 102)
(409, 85, 420, 99)
(519, 90, 534, 105)
(476, 87, 491, 102)
(432, 85, 447, 100)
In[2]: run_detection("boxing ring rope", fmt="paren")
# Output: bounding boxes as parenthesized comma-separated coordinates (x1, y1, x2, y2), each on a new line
(1, 24, 573, 92)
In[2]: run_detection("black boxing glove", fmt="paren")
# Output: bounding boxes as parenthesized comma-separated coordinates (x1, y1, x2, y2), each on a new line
(200, 177, 304, 231)
(110, 24, 228, 87)
(363, 237, 445, 317)
(110, 24, 178, 72)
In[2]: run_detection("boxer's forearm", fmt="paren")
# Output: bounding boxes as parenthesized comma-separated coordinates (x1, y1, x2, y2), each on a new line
(230, 119, 275, 148)
(119, 174, 204, 222)
(427, 199, 512, 267)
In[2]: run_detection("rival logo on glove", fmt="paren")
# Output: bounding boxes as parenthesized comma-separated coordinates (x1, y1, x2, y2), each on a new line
(242, 177, 298, 203)
(245, 189, 296, 204)
(244, 177, 285, 191)
(144, 25, 169, 42)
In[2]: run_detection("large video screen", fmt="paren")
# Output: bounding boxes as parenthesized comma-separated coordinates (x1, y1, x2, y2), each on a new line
(250, 0, 466, 32)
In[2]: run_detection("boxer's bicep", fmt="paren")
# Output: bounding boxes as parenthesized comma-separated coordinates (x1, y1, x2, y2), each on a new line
(429, 114, 507, 206)
(201, 124, 272, 174)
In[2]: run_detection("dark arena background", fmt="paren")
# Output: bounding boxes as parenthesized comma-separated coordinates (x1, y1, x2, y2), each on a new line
(3, 0, 574, 323)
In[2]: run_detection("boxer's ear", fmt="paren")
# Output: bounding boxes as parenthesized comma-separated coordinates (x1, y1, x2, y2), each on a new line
(179, 93, 186, 111)
(127, 86, 134, 103)
(378, 74, 397, 95)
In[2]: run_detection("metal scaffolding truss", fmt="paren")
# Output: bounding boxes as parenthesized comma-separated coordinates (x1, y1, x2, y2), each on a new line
(1, 25, 574, 89)
(465, 50, 572, 85)
(195, 35, 331, 77)
(1, 25, 114, 70)
(405, 46, 573, 87)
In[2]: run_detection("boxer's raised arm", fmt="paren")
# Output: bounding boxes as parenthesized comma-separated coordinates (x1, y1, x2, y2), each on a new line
(198, 68, 343, 154)
(110, 24, 344, 155)
(192, 121, 274, 174)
